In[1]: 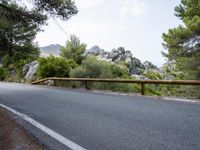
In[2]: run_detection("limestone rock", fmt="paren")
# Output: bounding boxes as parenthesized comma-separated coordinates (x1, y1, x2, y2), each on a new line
(86, 45, 159, 76)
(44, 80, 54, 86)
(143, 61, 158, 70)
(23, 61, 38, 80)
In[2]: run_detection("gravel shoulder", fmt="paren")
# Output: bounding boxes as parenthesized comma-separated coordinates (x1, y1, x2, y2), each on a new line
(0, 107, 43, 150)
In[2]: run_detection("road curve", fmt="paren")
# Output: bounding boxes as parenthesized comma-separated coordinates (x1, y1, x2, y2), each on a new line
(0, 82, 200, 150)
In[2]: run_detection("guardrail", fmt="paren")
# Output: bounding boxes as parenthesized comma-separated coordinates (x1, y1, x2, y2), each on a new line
(31, 77, 200, 95)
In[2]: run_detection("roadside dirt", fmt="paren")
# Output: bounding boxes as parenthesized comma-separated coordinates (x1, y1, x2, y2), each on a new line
(0, 107, 43, 150)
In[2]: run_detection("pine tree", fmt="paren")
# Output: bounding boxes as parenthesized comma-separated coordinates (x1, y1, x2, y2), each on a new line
(0, 1, 45, 62)
(162, 0, 200, 79)
(60, 35, 87, 65)
(0, 0, 78, 62)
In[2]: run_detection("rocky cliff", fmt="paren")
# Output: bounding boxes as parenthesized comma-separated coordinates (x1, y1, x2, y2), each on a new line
(86, 46, 159, 76)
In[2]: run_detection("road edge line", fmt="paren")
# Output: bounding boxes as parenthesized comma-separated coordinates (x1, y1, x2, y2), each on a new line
(0, 103, 86, 150)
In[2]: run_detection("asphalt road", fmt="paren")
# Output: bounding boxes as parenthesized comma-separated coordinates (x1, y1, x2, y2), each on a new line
(0, 82, 200, 150)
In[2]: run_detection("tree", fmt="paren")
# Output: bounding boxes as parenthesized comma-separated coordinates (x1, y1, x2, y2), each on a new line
(60, 35, 87, 64)
(162, 0, 200, 79)
(0, 0, 78, 63)
(0, 1, 45, 64)
(0, 0, 78, 21)
(33, 0, 78, 20)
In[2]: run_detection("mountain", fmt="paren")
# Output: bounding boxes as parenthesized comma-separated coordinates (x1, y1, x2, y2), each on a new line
(86, 46, 160, 76)
(86, 45, 105, 55)
(40, 44, 62, 57)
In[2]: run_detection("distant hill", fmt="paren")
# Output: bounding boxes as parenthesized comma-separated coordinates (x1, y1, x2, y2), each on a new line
(40, 44, 62, 57)
(85, 45, 105, 55)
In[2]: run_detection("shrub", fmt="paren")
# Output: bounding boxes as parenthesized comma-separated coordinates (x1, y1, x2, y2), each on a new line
(69, 57, 136, 92)
(0, 67, 6, 81)
(38, 55, 77, 78)
(70, 66, 86, 78)
(70, 56, 130, 79)
(110, 63, 130, 79)
(143, 70, 164, 80)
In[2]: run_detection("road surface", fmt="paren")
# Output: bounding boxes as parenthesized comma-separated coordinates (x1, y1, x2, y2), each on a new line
(0, 82, 200, 150)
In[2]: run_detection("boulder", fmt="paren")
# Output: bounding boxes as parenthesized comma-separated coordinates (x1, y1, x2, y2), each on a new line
(23, 61, 38, 80)
(107, 47, 126, 62)
(44, 80, 54, 86)
(128, 57, 145, 75)
(143, 61, 158, 69)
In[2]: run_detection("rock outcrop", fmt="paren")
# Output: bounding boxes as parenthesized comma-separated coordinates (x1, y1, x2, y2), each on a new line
(44, 80, 54, 86)
(23, 61, 38, 80)
(87, 46, 159, 75)
(143, 61, 158, 70)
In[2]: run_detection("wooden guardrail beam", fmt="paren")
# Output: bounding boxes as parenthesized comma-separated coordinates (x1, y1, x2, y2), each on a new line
(31, 77, 200, 95)
(31, 78, 49, 85)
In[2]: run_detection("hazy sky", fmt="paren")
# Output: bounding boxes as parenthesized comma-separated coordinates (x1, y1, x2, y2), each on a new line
(35, 0, 181, 66)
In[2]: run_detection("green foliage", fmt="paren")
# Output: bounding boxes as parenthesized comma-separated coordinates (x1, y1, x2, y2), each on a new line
(0, 0, 78, 21)
(110, 64, 130, 79)
(33, 0, 78, 20)
(162, 61, 184, 80)
(0, 66, 6, 80)
(160, 85, 200, 99)
(70, 66, 86, 78)
(70, 56, 130, 79)
(2, 44, 40, 67)
(38, 55, 77, 78)
(1, 44, 40, 80)
(176, 56, 200, 79)
(0, 0, 78, 81)
(70, 57, 133, 92)
(162, 0, 200, 79)
(60, 35, 86, 64)
(143, 70, 164, 80)
(0, 0, 78, 60)
(0, 1, 45, 62)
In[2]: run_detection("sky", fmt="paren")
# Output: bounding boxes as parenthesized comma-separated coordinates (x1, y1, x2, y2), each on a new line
(34, 0, 181, 67)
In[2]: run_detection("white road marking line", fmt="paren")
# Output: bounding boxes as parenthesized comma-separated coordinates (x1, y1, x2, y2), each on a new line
(92, 90, 127, 95)
(163, 97, 199, 103)
(0, 103, 87, 150)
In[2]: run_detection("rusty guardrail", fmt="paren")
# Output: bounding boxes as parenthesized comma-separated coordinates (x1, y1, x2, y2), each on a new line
(31, 77, 200, 95)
